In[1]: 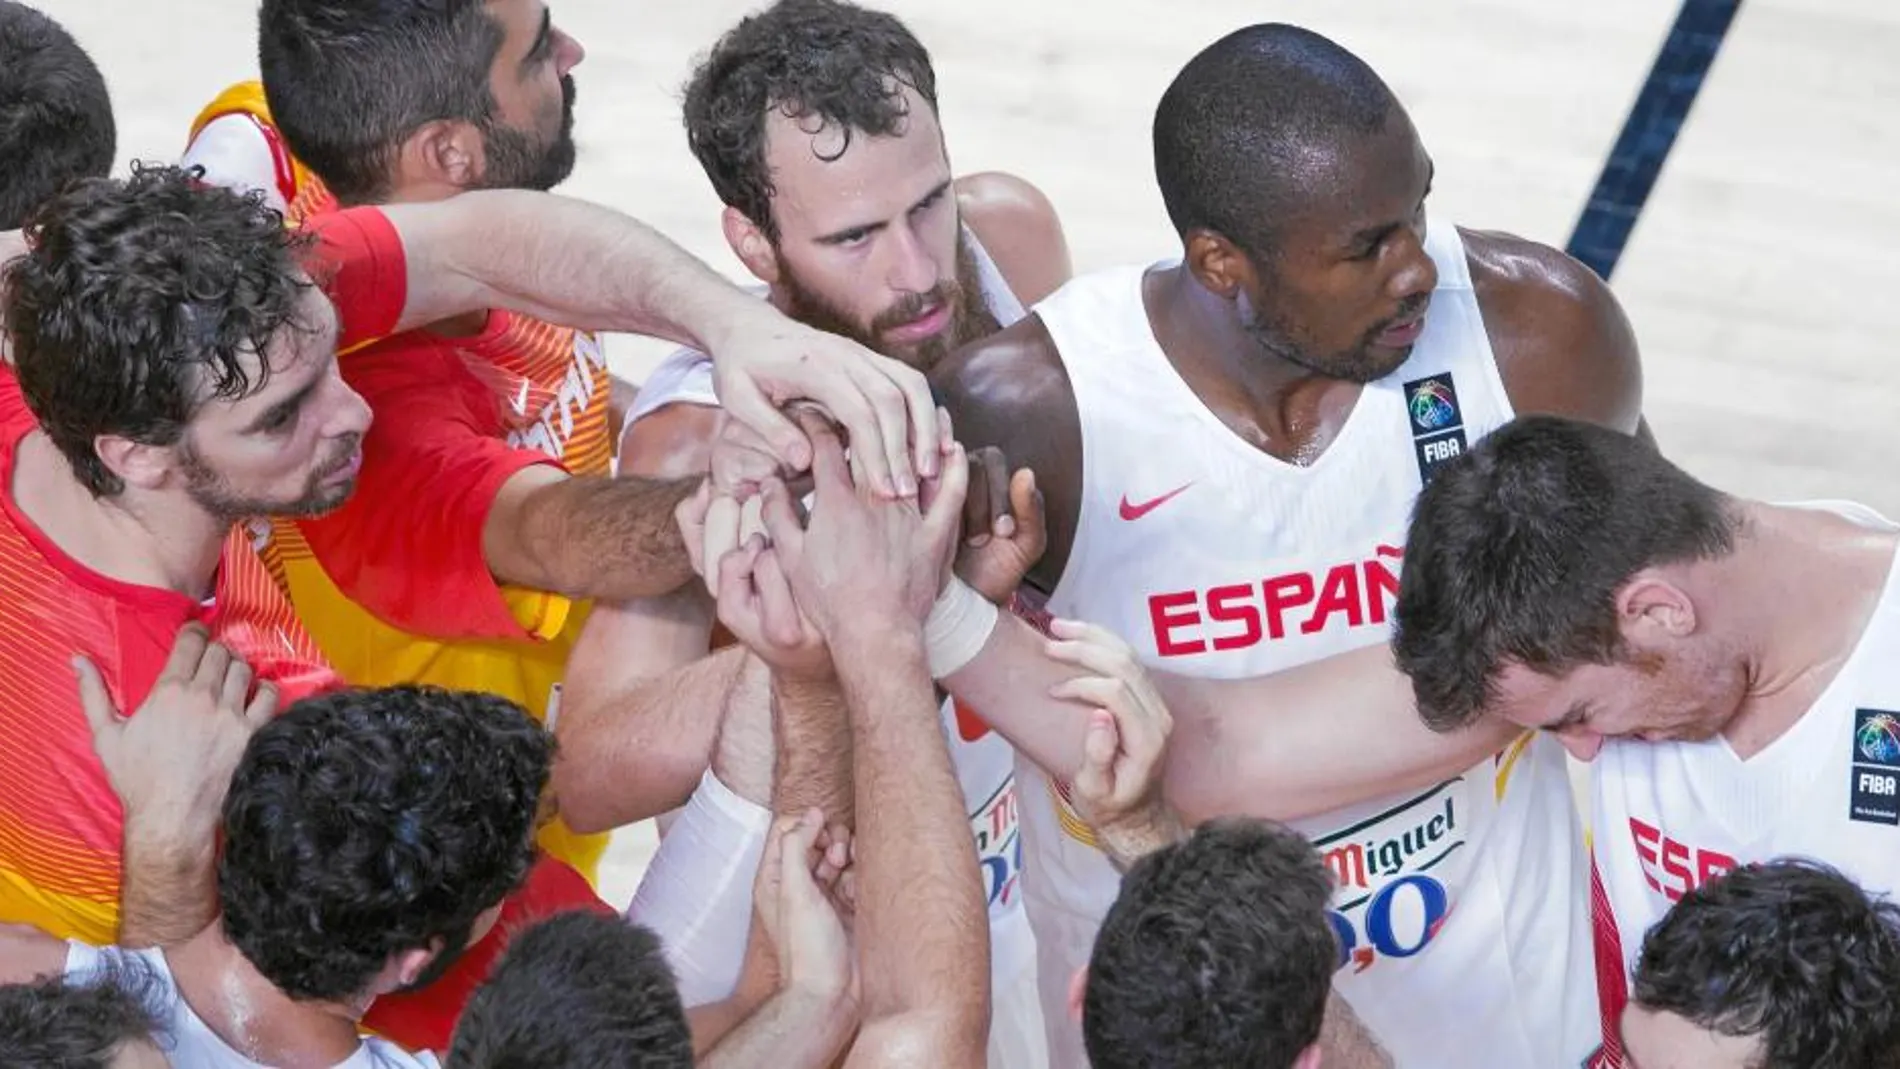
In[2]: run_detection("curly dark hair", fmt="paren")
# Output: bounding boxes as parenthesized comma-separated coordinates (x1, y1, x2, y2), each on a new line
(1632, 858, 1900, 1068)
(2, 163, 318, 497)
(449, 913, 694, 1069)
(218, 685, 552, 1003)
(258, 0, 504, 204)
(0, 1, 115, 230)
(1393, 416, 1736, 732)
(0, 958, 170, 1068)
(1084, 818, 1337, 1069)
(682, 0, 938, 243)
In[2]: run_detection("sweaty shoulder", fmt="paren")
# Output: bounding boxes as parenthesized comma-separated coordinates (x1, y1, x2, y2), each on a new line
(1461, 228, 1643, 434)
(956, 172, 1073, 307)
(933, 314, 1081, 590)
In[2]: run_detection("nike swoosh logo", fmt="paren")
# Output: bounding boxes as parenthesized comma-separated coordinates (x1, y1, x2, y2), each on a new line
(509, 379, 532, 417)
(1119, 483, 1193, 521)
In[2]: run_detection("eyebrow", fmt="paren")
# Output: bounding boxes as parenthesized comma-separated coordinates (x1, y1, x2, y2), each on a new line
(1342, 161, 1436, 251)
(521, 8, 553, 69)
(242, 320, 338, 434)
(813, 179, 953, 246)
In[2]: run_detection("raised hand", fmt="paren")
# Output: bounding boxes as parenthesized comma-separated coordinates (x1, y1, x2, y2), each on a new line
(957, 455, 1046, 605)
(1045, 618, 1186, 869)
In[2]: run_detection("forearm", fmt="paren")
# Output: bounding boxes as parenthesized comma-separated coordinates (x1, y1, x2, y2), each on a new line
(1319, 992, 1393, 1069)
(391, 191, 781, 350)
(118, 822, 217, 948)
(1158, 644, 1521, 824)
(835, 629, 988, 1044)
(771, 674, 854, 825)
(554, 595, 730, 832)
(702, 989, 856, 1069)
(939, 611, 1093, 780)
(512, 474, 698, 600)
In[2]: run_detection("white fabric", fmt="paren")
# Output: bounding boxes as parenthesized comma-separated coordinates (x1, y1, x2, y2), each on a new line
(625, 230, 1040, 1028)
(1591, 502, 1900, 991)
(927, 577, 1002, 678)
(63, 943, 438, 1069)
(179, 114, 289, 214)
(1023, 220, 1597, 1069)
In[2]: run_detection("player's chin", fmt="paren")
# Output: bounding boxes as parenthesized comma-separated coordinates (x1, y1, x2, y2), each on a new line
(284, 480, 358, 519)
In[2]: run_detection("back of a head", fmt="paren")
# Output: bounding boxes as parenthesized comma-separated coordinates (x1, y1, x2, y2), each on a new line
(448, 913, 693, 1069)
(1392, 416, 1738, 732)
(1632, 858, 1900, 1067)
(257, 0, 502, 203)
(0, 964, 168, 1068)
(218, 685, 552, 1004)
(2, 164, 315, 498)
(1152, 23, 1398, 261)
(0, 1, 115, 230)
(1084, 818, 1336, 1069)
(681, 0, 938, 240)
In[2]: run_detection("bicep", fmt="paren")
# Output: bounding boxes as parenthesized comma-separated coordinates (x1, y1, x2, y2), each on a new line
(1485, 241, 1644, 435)
(847, 1015, 987, 1069)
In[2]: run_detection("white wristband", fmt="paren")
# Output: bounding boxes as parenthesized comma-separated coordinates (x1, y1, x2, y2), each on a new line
(924, 578, 1000, 679)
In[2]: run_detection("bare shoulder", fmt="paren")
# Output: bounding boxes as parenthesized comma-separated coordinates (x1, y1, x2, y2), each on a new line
(1460, 227, 1643, 433)
(617, 401, 724, 479)
(931, 313, 1069, 433)
(955, 172, 1073, 306)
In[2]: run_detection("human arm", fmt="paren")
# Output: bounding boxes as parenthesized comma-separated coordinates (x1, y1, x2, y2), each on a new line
(78, 625, 278, 947)
(746, 423, 989, 1069)
(1464, 229, 1646, 439)
(358, 191, 939, 496)
(956, 172, 1073, 307)
(480, 466, 700, 600)
(0, 924, 68, 983)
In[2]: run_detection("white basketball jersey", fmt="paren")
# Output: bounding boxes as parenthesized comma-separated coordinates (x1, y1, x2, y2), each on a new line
(627, 230, 1035, 986)
(1028, 221, 1597, 1068)
(1590, 502, 1900, 1056)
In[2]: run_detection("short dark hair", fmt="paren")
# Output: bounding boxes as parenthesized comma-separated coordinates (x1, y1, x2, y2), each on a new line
(258, 0, 504, 204)
(1632, 859, 1900, 1068)
(1153, 23, 1398, 262)
(682, 0, 938, 242)
(2, 163, 318, 497)
(0, 1, 115, 230)
(219, 685, 552, 1003)
(1393, 416, 1739, 732)
(448, 913, 694, 1069)
(0, 961, 169, 1068)
(1084, 818, 1335, 1069)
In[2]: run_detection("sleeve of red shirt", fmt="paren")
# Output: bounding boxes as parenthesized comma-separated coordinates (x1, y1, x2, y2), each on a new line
(294, 342, 564, 641)
(301, 207, 406, 352)
(360, 855, 614, 1053)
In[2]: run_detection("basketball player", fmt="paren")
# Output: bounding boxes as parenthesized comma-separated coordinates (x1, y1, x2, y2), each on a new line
(553, 2, 1067, 1062)
(707, 22, 1645, 1068)
(174, 0, 941, 888)
(0, 684, 552, 1069)
(1621, 859, 1900, 1069)
(1388, 414, 1900, 1065)
(0, 167, 934, 1046)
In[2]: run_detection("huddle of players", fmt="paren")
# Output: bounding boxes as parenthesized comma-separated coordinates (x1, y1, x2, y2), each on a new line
(2, 0, 1900, 1067)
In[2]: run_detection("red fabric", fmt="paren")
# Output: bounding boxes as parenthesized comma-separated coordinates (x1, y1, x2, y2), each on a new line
(361, 855, 615, 1052)
(292, 327, 563, 640)
(1586, 855, 1630, 1069)
(302, 207, 407, 352)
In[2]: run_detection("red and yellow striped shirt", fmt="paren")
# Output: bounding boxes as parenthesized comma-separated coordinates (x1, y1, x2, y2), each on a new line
(186, 84, 616, 878)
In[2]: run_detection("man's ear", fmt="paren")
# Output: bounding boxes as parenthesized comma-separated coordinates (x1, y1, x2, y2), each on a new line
(93, 435, 172, 493)
(724, 205, 780, 286)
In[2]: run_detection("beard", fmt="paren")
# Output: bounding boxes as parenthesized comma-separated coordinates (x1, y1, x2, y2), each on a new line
(779, 233, 1001, 371)
(179, 433, 362, 524)
(1237, 290, 1430, 385)
(476, 75, 578, 192)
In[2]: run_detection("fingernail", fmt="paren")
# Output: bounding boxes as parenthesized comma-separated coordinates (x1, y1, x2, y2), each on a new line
(996, 517, 1016, 538)
(969, 534, 991, 548)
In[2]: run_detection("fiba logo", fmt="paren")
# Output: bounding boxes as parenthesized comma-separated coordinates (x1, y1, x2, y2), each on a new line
(1408, 379, 1459, 431)
(1857, 712, 1900, 764)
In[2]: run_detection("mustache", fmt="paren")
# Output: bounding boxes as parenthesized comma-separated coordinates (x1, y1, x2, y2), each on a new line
(870, 281, 963, 335)
(315, 434, 363, 479)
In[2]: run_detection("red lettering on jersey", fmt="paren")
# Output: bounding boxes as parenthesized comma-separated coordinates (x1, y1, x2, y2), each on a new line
(1628, 817, 1736, 903)
(1149, 591, 1206, 657)
(1145, 546, 1405, 658)
(953, 700, 993, 743)
(1206, 584, 1263, 651)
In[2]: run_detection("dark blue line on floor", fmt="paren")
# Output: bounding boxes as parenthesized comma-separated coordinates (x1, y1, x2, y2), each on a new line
(1565, 0, 1744, 280)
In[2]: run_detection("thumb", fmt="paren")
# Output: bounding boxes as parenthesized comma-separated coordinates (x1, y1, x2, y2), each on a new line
(1075, 710, 1119, 800)
(73, 655, 121, 739)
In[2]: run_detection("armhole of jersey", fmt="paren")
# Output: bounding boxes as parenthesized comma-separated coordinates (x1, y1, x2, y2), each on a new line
(1038, 306, 1102, 618)
(1587, 851, 1631, 1068)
